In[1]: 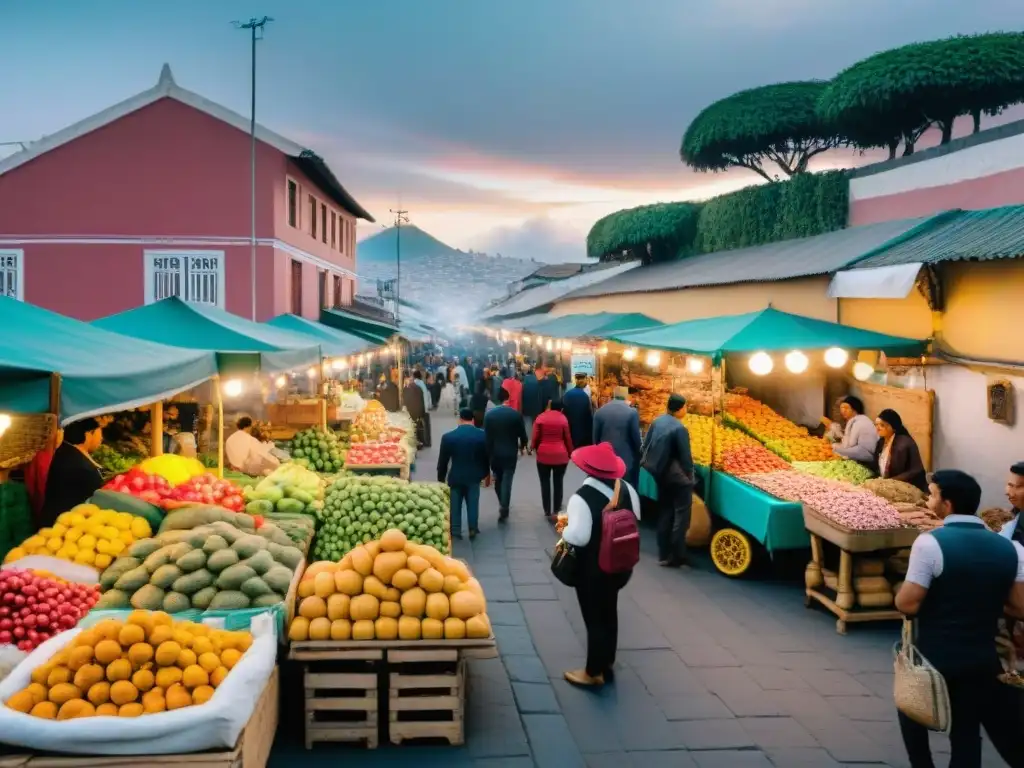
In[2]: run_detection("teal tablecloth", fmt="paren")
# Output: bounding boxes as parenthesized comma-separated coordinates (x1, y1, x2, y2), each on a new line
(639, 466, 808, 553)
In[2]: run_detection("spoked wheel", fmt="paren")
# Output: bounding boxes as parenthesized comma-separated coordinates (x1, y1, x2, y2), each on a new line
(710, 527, 754, 577)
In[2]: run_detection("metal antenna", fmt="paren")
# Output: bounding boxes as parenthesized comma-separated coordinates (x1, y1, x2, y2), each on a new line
(232, 16, 274, 321)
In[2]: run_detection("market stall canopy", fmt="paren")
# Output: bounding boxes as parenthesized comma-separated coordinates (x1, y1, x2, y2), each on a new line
(0, 297, 218, 424)
(523, 312, 661, 339)
(606, 307, 926, 363)
(320, 308, 399, 344)
(92, 298, 322, 375)
(265, 314, 369, 357)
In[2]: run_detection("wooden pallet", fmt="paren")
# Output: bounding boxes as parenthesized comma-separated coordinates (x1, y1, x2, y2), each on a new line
(388, 650, 466, 746)
(291, 645, 381, 749)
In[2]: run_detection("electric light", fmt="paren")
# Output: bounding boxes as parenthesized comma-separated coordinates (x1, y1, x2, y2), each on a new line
(222, 379, 244, 397)
(274, 376, 287, 388)
(852, 361, 875, 381)
(645, 350, 661, 367)
(686, 357, 705, 375)
(0, 413, 11, 437)
(824, 347, 849, 368)
(623, 347, 637, 362)
(598, 345, 609, 356)
(784, 350, 809, 374)
(748, 352, 773, 376)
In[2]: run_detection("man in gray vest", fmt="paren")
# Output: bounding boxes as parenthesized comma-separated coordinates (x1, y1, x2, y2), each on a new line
(895, 469, 1024, 768)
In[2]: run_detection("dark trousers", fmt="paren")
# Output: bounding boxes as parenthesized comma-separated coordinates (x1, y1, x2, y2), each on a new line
(656, 482, 692, 562)
(492, 465, 515, 516)
(898, 666, 1024, 768)
(536, 462, 567, 515)
(449, 483, 480, 535)
(575, 576, 623, 677)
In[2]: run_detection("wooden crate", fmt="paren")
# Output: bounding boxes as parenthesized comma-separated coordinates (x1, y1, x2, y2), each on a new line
(388, 650, 466, 746)
(25, 668, 279, 768)
(289, 644, 381, 749)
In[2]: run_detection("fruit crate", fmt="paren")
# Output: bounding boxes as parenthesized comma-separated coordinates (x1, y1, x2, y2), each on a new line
(388, 650, 466, 746)
(24, 667, 279, 768)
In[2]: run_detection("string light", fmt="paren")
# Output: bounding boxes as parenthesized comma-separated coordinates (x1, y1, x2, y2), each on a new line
(686, 357, 705, 375)
(824, 347, 849, 368)
(749, 352, 773, 376)
(852, 361, 874, 381)
(784, 350, 809, 374)
(623, 347, 637, 362)
(222, 379, 244, 397)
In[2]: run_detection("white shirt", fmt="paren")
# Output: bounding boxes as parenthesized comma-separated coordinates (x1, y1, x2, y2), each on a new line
(562, 478, 641, 547)
(905, 515, 1024, 589)
(1000, 514, 1020, 540)
(225, 430, 279, 476)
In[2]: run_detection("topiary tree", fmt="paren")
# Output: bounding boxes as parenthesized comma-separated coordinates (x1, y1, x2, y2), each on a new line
(680, 81, 841, 182)
(819, 32, 1024, 159)
(587, 202, 701, 264)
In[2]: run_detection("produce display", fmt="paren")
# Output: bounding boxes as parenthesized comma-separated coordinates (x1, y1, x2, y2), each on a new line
(289, 428, 347, 474)
(862, 478, 927, 506)
(96, 516, 303, 612)
(742, 471, 905, 530)
(4, 612, 252, 718)
(793, 460, 874, 486)
(4, 506, 153, 570)
(346, 442, 408, 467)
(315, 475, 449, 560)
(243, 463, 323, 519)
(288, 528, 490, 642)
(725, 395, 836, 462)
(0, 570, 99, 651)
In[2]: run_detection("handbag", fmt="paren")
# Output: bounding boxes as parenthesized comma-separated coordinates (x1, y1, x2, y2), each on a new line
(893, 619, 951, 732)
(550, 540, 579, 587)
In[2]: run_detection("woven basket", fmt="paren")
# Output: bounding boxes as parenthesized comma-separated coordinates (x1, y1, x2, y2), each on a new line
(0, 413, 57, 469)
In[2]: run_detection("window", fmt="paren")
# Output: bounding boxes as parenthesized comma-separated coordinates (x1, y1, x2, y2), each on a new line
(308, 196, 317, 239)
(330, 212, 337, 249)
(144, 250, 224, 308)
(0, 249, 23, 301)
(291, 260, 303, 315)
(318, 270, 327, 309)
(321, 204, 328, 244)
(287, 180, 298, 228)
(333, 275, 342, 308)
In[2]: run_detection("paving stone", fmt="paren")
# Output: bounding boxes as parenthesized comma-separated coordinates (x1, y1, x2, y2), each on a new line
(801, 669, 873, 697)
(824, 694, 894, 722)
(487, 601, 527, 626)
(515, 583, 559, 601)
(656, 692, 734, 721)
(739, 716, 819, 749)
(522, 713, 587, 767)
(691, 749, 773, 767)
(672, 718, 756, 750)
(504, 654, 550, 683)
(494, 624, 537, 655)
(512, 681, 561, 714)
(764, 747, 843, 766)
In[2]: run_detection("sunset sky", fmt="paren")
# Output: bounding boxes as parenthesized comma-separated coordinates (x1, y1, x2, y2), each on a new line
(2, 0, 1022, 262)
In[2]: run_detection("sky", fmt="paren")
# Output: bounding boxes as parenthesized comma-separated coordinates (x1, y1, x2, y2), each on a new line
(2, 0, 1023, 262)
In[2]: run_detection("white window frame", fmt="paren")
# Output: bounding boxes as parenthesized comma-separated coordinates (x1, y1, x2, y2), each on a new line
(143, 250, 226, 309)
(0, 249, 24, 301)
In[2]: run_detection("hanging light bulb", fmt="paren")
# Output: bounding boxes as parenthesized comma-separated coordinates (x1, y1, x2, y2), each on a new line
(598, 345, 609, 356)
(222, 379, 244, 397)
(0, 413, 11, 437)
(274, 375, 287, 389)
(645, 350, 661, 367)
(824, 347, 849, 368)
(785, 350, 809, 374)
(749, 352, 773, 376)
(852, 361, 875, 381)
(686, 357, 705, 375)
(623, 347, 637, 362)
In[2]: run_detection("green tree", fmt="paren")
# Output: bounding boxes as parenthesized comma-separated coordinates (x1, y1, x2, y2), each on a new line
(587, 202, 701, 263)
(681, 81, 841, 182)
(819, 32, 1024, 159)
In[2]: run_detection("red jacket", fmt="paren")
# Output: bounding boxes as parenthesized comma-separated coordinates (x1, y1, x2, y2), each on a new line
(531, 410, 573, 466)
(501, 378, 522, 412)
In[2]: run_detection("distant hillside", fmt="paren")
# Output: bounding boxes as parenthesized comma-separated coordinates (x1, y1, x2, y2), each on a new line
(358, 225, 465, 264)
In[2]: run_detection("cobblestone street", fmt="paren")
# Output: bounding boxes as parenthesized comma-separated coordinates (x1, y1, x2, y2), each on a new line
(270, 412, 1002, 768)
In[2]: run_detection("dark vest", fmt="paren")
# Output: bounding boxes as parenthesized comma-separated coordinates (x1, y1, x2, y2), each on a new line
(574, 481, 637, 586)
(916, 521, 1017, 673)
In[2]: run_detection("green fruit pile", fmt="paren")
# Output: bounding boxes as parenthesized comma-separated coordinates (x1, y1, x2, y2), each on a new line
(793, 460, 874, 486)
(314, 475, 450, 561)
(289, 428, 346, 473)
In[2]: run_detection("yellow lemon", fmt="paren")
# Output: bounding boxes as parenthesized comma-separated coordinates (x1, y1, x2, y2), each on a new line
(130, 519, 151, 539)
(46, 538, 63, 553)
(78, 534, 96, 551)
(94, 553, 112, 570)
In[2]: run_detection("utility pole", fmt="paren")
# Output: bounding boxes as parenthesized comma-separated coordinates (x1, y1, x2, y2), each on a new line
(390, 209, 409, 405)
(232, 15, 273, 321)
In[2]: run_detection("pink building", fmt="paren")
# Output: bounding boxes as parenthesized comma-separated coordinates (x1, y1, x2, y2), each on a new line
(0, 64, 374, 321)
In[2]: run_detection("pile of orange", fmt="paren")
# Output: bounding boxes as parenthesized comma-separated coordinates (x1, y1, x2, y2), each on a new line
(4, 611, 251, 720)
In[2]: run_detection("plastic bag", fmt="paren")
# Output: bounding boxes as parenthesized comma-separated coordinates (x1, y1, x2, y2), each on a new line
(0, 613, 277, 755)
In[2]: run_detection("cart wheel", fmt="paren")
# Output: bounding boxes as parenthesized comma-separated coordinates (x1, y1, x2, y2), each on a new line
(710, 528, 754, 577)
(836, 620, 847, 635)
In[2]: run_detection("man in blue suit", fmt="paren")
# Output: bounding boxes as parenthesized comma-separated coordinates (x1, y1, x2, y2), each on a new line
(437, 408, 490, 540)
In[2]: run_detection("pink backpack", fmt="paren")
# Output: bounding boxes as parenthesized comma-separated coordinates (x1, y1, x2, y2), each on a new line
(598, 480, 640, 574)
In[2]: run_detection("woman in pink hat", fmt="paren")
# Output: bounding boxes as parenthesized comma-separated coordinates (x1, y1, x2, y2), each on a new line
(559, 442, 641, 687)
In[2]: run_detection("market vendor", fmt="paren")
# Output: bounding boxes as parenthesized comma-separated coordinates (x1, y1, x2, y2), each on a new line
(40, 417, 105, 527)
(873, 408, 927, 492)
(823, 396, 877, 465)
(225, 416, 280, 477)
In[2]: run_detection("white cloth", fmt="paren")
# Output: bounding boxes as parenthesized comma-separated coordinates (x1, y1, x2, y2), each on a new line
(562, 477, 641, 547)
(904, 515, 1024, 588)
(225, 430, 279, 476)
(832, 414, 878, 463)
(1000, 514, 1020, 540)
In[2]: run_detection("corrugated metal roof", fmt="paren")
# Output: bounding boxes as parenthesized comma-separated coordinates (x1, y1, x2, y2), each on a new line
(848, 206, 1024, 269)
(560, 217, 927, 300)
(484, 261, 641, 319)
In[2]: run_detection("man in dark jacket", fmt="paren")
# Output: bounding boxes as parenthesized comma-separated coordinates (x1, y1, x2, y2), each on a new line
(520, 365, 542, 453)
(593, 386, 642, 487)
(483, 388, 528, 521)
(437, 409, 490, 539)
(562, 373, 594, 450)
(641, 393, 694, 567)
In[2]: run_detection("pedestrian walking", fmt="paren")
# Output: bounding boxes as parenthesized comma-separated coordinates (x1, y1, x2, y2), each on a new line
(436, 409, 490, 540)
(895, 469, 1024, 768)
(483, 388, 528, 522)
(531, 399, 573, 522)
(641, 393, 694, 567)
(563, 373, 594, 450)
(593, 386, 642, 488)
(558, 442, 641, 687)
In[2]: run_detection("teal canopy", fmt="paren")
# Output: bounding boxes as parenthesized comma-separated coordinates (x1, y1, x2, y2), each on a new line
(93, 298, 322, 375)
(320, 308, 399, 345)
(606, 307, 926, 363)
(265, 314, 370, 357)
(523, 312, 661, 338)
(0, 297, 218, 424)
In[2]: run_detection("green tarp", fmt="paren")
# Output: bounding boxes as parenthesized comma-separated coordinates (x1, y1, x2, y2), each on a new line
(320, 308, 399, 345)
(93, 298, 322, 375)
(522, 312, 661, 339)
(0, 297, 218, 424)
(607, 307, 925, 363)
(265, 314, 370, 357)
